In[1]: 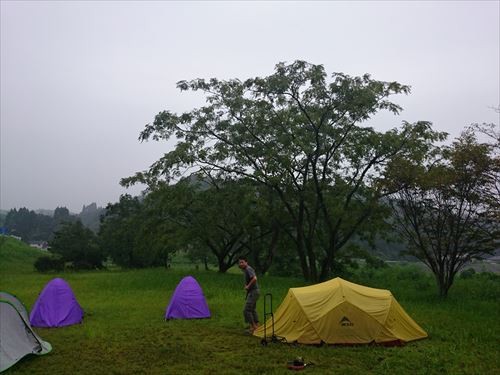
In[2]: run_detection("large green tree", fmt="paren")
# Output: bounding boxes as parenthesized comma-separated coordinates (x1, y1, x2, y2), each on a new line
(99, 194, 176, 268)
(99, 195, 148, 268)
(388, 126, 499, 296)
(144, 178, 257, 273)
(49, 220, 103, 269)
(123, 61, 443, 281)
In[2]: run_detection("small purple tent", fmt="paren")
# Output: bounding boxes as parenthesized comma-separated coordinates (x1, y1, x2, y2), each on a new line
(30, 278, 84, 327)
(165, 276, 211, 320)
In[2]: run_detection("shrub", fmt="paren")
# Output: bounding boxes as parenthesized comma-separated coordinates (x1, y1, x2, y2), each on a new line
(396, 265, 426, 281)
(365, 255, 387, 269)
(460, 268, 476, 279)
(34, 256, 64, 272)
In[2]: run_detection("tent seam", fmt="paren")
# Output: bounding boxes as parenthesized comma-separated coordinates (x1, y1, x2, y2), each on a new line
(290, 288, 324, 343)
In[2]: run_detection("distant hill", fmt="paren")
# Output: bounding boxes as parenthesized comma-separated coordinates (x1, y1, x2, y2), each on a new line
(0, 236, 42, 274)
(0, 210, 7, 226)
(2, 203, 106, 242)
(35, 209, 56, 216)
(79, 203, 106, 232)
(34, 204, 105, 232)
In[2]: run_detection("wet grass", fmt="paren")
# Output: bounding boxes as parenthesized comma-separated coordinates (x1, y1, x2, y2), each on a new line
(1, 237, 499, 374)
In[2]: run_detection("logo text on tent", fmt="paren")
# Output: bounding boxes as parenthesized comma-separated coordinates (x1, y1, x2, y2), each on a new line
(340, 316, 354, 327)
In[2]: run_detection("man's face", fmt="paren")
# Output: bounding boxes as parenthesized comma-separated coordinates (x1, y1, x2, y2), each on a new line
(238, 259, 247, 270)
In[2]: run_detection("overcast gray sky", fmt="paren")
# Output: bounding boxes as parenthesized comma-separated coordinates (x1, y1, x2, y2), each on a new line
(1, 1, 499, 213)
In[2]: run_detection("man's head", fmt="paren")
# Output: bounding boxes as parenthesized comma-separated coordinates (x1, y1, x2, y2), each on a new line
(238, 257, 248, 270)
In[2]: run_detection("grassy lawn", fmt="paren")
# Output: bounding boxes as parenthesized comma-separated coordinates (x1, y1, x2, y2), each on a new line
(1, 237, 499, 374)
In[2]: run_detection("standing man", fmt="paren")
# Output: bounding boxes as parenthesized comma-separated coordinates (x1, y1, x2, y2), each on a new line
(238, 256, 260, 334)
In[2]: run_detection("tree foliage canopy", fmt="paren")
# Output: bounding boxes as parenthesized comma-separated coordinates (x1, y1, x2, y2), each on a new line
(389, 125, 499, 296)
(123, 61, 445, 281)
(49, 220, 103, 270)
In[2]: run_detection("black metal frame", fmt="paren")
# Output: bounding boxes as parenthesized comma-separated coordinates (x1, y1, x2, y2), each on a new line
(261, 293, 287, 346)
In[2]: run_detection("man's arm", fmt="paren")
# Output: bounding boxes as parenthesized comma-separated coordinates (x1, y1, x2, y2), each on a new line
(245, 276, 257, 290)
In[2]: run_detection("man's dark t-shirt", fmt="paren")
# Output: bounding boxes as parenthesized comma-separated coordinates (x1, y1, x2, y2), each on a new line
(244, 265, 259, 291)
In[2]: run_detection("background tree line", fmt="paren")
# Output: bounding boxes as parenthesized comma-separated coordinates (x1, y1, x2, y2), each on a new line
(2, 203, 104, 243)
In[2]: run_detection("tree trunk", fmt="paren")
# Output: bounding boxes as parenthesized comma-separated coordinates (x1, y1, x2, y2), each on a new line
(296, 201, 311, 280)
(319, 236, 337, 281)
(296, 228, 310, 280)
(263, 225, 280, 273)
(436, 274, 450, 297)
(217, 259, 230, 273)
(252, 225, 280, 275)
(305, 239, 318, 281)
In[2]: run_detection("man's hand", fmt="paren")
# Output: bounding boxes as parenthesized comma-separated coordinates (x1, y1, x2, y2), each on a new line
(245, 276, 257, 291)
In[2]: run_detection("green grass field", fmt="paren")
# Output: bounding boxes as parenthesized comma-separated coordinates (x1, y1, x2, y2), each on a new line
(1, 237, 499, 374)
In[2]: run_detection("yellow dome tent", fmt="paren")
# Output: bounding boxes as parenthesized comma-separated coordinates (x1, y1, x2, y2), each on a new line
(253, 277, 427, 345)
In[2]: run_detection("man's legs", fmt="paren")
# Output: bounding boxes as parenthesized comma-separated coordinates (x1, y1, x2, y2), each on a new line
(252, 309, 259, 328)
(244, 289, 260, 332)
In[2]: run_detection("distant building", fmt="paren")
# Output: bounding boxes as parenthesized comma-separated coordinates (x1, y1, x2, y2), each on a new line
(29, 241, 49, 250)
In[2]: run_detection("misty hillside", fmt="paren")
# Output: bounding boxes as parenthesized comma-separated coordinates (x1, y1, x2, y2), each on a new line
(0, 210, 7, 226)
(78, 203, 106, 232)
(0, 236, 41, 274)
(2, 203, 106, 242)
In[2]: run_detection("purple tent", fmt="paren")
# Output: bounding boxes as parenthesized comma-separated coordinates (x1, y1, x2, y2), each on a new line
(165, 276, 211, 320)
(30, 278, 84, 327)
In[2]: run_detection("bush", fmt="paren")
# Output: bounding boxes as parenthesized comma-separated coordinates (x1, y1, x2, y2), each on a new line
(365, 255, 387, 269)
(34, 256, 65, 272)
(69, 259, 104, 270)
(396, 265, 426, 281)
(460, 268, 476, 279)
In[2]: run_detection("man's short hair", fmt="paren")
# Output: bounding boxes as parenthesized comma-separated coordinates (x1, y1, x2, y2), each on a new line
(238, 256, 248, 262)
